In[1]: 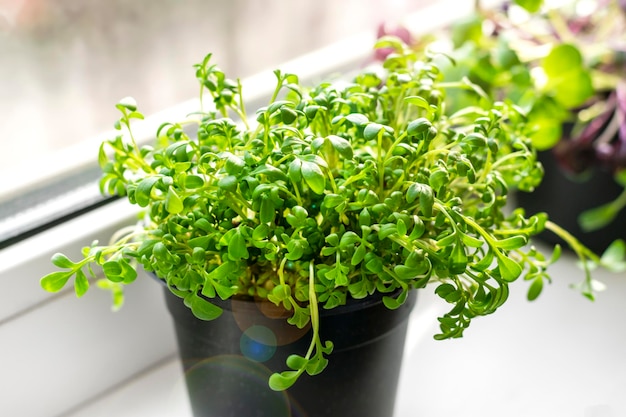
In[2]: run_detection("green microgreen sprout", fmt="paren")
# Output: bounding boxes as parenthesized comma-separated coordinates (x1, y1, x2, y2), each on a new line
(41, 37, 625, 390)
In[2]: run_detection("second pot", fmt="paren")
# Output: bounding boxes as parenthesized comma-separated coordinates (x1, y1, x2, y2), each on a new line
(517, 150, 626, 254)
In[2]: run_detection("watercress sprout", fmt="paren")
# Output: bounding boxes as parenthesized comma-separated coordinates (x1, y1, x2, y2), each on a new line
(40, 38, 624, 390)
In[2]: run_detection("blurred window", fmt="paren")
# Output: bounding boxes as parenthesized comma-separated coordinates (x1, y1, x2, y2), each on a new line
(0, 0, 431, 245)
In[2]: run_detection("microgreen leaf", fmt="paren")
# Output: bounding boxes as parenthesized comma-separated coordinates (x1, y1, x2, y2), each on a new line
(288, 159, 303, 183)
(288, 305, 311, 329)
(345, 113, 369, 126)
(382, 289, 408, 310)
(301, 161, 325, 194)
(269, 371, 299, 391)
(184, 175, 205, 189)
(394, 265, 423, 280)
(449, 243, 468, 275)
(51, 253, 76, 269)
(102, 261, 124, 282)
(228, 230, 249, 261)
(377, 224, 397, 241)
(406, 183, 434, 217)
(405, 96, 434, 116)
(218, 175, 238, 192)
(116, 96, 138, 112)
(166, 186, 184, 214)
(323, 194, 345, 209)
(351, 244, 367, 266)
(286, 354, 308, 370)
(527, 276, 544, 301)
(305, 354, 329, 376)
(364, 123, 385, 141)
(186, 293, 223, 321)
(259, 197, 275, 224)
(495, 251, 523, 282)
(74, 269, 90, 297)
(339, 231, 360, 248)
(407, 118, 434, 137)
(102, 258, 137, 284)
(578, 200, 621, 232)
(135, 177, 160, 207)
(40, 270, 74, 292)
(599, 239, 626, 272)
(459, 232, 483, 248)
(493, 236, 527, 250)
(327, 135, 354, 159)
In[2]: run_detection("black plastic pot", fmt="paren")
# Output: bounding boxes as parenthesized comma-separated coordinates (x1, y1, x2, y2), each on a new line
(516, 150, 626, 254)
(162, 286, 417, 417)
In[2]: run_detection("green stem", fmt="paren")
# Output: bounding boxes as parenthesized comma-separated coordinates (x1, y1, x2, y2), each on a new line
(377, 131, 385, 195)
(268, 73, 284, 106)
(437, 79, 490, 103)
(380, 228, 442, 262)
(326, 167, 340, 194)
(433, 201, 460, 234)
(544, 220, 599, 298)
(289, 179, 304, 206)
(235, 79, 250, 130)
(489, 150, 527, 170)
(419, 144, 453, 164)
(277, 257, 301, 310)
(199, 85, 205, 113)
(382, 131, 408, 167)
(277, 257, 288, 288)
(387, 171, 406, 194)
(340, 169, 370, 188)
(382, 265, 411, 288)
(544, 220, 600, 264)
(224, 193, 252, 219)
(108, 225, 148, 247)
(306, 262, 320, 359)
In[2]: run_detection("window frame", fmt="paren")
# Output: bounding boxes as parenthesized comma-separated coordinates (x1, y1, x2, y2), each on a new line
(0, 30, 380, 248)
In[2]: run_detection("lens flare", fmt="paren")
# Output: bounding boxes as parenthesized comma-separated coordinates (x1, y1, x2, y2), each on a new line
(231, 298, 311, 345)
(240, 324, 277, 362)
(184, 355, 292, 416)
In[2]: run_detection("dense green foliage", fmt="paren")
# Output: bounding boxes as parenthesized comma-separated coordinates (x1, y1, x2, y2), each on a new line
(41, 38, 623, 390)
